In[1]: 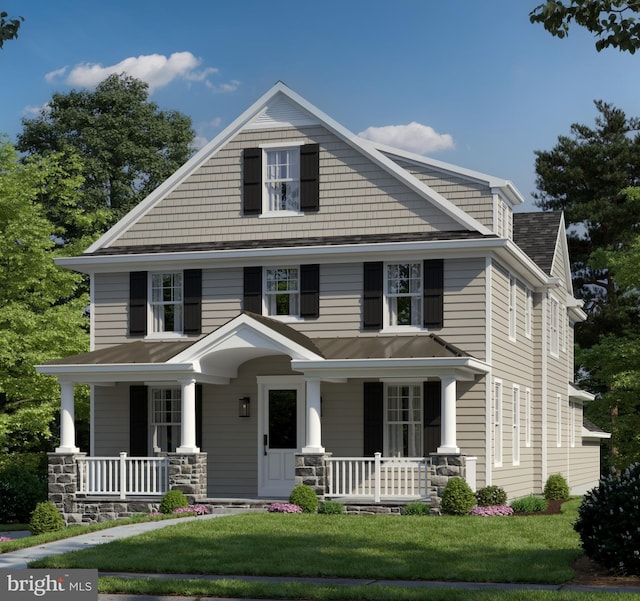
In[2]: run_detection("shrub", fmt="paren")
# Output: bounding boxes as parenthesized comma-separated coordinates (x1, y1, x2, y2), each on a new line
(470, 505, 514, 516)
(440, 477, 476, 516)
(288, 485, 318, 513)
(403, 501, 431, 516)
(574, 463, 640, 575)
(267, 502, 302, 513)
(29, 501, 64, 535)
(544, 473, 570, 500)
(510, 495, 547, 513)
(475, 485, 507, 507)
(159, 490, 188, 514)
(318, 501, 344, 514)
(0, 465, 47, 523)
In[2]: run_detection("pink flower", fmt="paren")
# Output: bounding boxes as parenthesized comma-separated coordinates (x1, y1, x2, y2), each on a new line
(267, 502, 302, 513)
(470, 504, 514, 516)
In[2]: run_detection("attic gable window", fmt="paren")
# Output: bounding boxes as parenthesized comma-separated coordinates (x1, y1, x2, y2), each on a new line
(243, 144, 319, 215)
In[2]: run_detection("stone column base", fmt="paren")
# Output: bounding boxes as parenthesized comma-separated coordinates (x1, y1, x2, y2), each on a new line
(428, 453, 469, 514)
(295, 452, 330, 500)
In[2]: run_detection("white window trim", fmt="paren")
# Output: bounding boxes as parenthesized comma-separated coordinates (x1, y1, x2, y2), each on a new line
(570, 401, 576, 448)
(550, 296, 559, 357)
(556, 394, 562, 448)
(263, 266, 301, 321)
(382, 261, 425, 331)
(512, 384, 520, 466)
(146, 271, 186, 339)
(259, 142, 305, 217)
(383, 383, 423, 457)
(494, 379, 503, 467)
(525, 387, 532, 448)
(508, 275, 517, 341)
(560, 303, 567, 353)
(525, 287, 532, 339)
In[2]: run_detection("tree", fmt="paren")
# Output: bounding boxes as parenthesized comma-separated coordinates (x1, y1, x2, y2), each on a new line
(534, 102, 640, 469)
(0, 11, 22, 48)
(530, 1, 640, 53)
(17, 74, 195, 243)
(0, 138, 89, 455)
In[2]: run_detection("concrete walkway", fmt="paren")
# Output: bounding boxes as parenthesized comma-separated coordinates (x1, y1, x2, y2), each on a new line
(1, 514, 639, 599)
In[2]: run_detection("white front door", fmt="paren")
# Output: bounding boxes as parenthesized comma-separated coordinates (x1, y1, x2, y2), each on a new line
(258, 377, 305, 497)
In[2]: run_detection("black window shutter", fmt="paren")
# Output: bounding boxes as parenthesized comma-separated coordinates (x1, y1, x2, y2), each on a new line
(423, 381, 441, 455)
(243, 266, 262, 314)
(363, 262, 383, 330)
(300, 264, 320, 318)
(424, 259, 444, 329)
(130, 385, 148, 457)
(300, 143, 320, 212)
(243, 147, 262, 214)
(129, 271, 148, 337)
(196, 384, 203, 450)
(363, 381, 384, 455)
(183, 269, 202, 335)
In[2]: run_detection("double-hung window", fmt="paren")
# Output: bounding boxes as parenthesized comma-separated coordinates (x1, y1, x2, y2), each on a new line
(494, 379, 503, 466)
(266, 267, 299, 317)
(386, 263, 422, 327)
(385, 384, 422, 457)
(151, 272, 183, 333)
(512, 385, 520, 465)
(265, 148, 300, 212)
(509, 275, 517, 341)
(151, 387, 181, 453)
(550, 297, 559, 356)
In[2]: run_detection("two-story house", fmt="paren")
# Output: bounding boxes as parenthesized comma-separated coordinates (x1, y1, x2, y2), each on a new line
(39, 82, 607, 520)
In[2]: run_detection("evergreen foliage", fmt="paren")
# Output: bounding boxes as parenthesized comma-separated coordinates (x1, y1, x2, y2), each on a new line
(29, 501, 64, 535)
(288, 485, 318, 513)
(0, 465, 47, 523)
(440, 478, 476, 515)
(159, 490, 188, 514)
(544, 474, 570, 500)
(475, 485, 507, 507)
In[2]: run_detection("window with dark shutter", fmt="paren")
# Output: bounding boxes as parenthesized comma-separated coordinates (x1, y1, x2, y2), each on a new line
(243, 148, 262, 215)
(363, 381, 384, 455)
(423, 381, 441, 455)
(300, 264, 320, 318)
(129, 272, 148, 337)
(423, 259, 444, 329)
(363, 262, 383, 330)
(130, 385, 148, 456)
(300, 143, 320, 212)
(243, 266, 263, 314)
(183, 269, 202, 335)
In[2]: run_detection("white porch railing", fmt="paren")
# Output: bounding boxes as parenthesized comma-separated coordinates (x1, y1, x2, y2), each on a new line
(326, 453, 429, 502)
(77, 453, 169, 500)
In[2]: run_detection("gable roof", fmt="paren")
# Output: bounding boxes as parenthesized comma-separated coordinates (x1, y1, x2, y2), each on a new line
(513, 211, 563, 274)
(85, 82, 492, 254)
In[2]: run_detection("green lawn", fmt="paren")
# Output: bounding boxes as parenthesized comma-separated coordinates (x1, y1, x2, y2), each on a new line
(24, 500, 640, 600)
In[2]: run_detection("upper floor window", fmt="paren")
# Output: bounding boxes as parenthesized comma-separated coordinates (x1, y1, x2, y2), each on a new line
(386, 263, 423, 327)
(265, 149, 300, 212)
(243, 144, 319, 215)
(509, 274, 517, 341)
(385, 384, 422, 457)
(525, 287, 533, 338)
(151, 272, 183, 333)
(550, 297, 559, 356)
(266, 267, 299, 316)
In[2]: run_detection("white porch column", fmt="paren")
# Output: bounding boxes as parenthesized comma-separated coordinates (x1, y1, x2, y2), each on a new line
(177, 378, 199, 453)
(437, 374, 460, 454)
(302, 378, 324, 453)
(56, 380, 79, 453)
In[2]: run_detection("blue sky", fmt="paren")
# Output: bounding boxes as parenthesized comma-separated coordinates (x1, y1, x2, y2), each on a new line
(1, 0, 639, 210)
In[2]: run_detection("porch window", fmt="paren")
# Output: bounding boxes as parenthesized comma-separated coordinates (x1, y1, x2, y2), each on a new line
(151, 387, 181, 453)
(265, 148, 300, 212)
(385, 384, 422, 457)
(266, 267, 299, 316)
(386, 263, 422, 327)
(151, 272, 183, 333)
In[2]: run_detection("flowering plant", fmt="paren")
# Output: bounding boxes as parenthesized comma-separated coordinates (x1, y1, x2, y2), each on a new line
(173, 504, 209, 516)
(470, 504, 514, 516)
(267, 502, 302, 513)
(0, 536, 12, 542)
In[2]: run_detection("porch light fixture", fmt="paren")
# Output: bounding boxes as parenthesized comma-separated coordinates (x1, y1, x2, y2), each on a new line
(239, 396, 251, 418)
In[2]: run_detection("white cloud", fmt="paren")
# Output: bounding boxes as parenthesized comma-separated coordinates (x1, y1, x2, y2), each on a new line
(44, 52, 232, 94)
(358, 122, 454, 155)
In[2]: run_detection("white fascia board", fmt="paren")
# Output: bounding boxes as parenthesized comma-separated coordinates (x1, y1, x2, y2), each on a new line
(35, 362, 198, 383)
(582, 427, 611, 440)
(372, 141, 525, 206)
(86, 83, 488, 254)
(569, 383, 595, 402)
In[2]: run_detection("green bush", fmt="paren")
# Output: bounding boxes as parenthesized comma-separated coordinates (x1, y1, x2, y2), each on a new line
(440, 477, 476, 515)
(544, 473, 570, 500)
(475, 485, 507, 507)
(29, 501, 64, 535)
(0, 465, 47, 523)
(403, 501, 431, 516)
(159, 490, 188, 514)
(288, 485, 318, 513)
(510, 495, 547, 513)
(574, 463, 640, 575)
(318, 501, 344, 514)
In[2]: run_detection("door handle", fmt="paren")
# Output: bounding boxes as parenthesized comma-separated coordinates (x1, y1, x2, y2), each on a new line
(263, 434, 268, 456)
